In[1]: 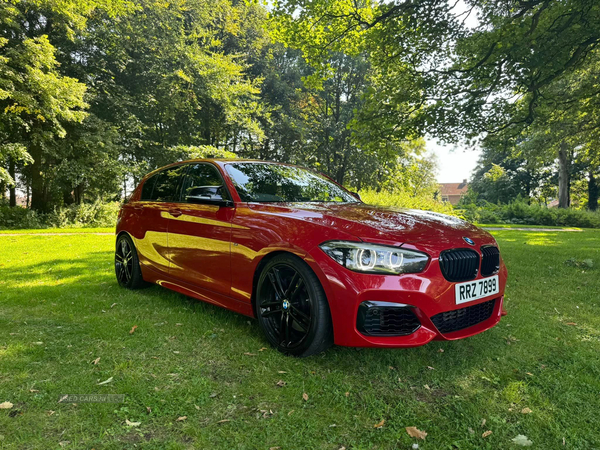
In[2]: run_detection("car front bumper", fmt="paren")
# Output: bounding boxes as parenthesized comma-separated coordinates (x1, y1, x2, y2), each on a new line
(304, 244, 508, 348)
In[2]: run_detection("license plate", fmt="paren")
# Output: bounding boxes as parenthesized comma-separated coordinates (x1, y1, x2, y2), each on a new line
(455, 275, 499, 305)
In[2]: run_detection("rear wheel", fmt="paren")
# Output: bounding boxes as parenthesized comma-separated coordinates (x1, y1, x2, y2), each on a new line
(255, 254, 333, 357)
(115, 234, 148, 289)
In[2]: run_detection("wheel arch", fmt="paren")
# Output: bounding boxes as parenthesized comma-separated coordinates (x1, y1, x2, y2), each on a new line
(250, 250, 333, 321)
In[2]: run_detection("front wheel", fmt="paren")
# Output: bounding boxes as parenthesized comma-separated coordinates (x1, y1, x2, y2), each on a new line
(115, 234, 148, 289)
(255, 254, 333, 357)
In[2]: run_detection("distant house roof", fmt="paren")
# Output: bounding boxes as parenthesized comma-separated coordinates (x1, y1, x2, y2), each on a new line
(439, 179, 469, 196)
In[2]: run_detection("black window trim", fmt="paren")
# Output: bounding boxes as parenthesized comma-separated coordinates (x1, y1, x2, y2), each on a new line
(177, 162, 232, 205)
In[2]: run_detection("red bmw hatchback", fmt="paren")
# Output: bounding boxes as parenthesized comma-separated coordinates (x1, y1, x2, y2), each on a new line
(115, 159, 507, 357)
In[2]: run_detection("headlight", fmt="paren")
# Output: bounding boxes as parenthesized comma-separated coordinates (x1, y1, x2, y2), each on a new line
(319, 241, 429, 274)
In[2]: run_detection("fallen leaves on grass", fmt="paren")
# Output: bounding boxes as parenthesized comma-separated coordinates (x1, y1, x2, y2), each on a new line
(176, 416, 187, 422)
(482, 431, 492, 438)
(345, 392, 350, 397)
(59, 441, 70, 447)
(0, 401, 13, 409)
(259, 347, 268, 352)
(125, 419, 141, 427)
(217, 419, 230, 424)
(244, 352, 256, 356)
(146, 407, 151, 414)
(129, 325, 137, 335)
(92, 357, 100, 365)
(512, 435, 533, 446)
(438, 348, 445, 353)
(97, 376, 113, 385)
(47, 410, 55, 416)
(374, 419, 385, 429)
(427, 366, 435, 370)
(29, 389, 39, 393)
(481, 419, 486, 427)
(302, 393, 308, 401)
(269, 447, 281, 450)
(405, 426, 427, 439)
(58, 395, 69, 403)
(565, 322, 577, 326)
(276, 380, 286, 387)
(521, 407, 532, 414)
(278, 371, 287, 374)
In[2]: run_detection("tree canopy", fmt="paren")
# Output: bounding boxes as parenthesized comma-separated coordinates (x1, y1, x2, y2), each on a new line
(1, 0, 599, 212)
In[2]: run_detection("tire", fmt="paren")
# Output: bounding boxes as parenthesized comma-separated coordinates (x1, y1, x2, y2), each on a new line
(115, 234, 148, 289)
(255, 254, 333, 357)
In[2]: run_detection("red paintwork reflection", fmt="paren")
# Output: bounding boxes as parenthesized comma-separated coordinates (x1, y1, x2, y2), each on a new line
(117, 159, 507, 347)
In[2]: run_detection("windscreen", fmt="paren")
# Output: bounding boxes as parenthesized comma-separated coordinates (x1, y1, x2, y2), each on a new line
(225, 162, 357, 203)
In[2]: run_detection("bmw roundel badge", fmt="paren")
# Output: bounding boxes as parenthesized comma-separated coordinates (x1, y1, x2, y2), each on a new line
(463, 237, 475, 246)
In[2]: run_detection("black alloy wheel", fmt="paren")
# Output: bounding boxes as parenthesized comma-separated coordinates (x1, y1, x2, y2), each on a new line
(256, 254, 333, 357)
(115, 234, 147, 289)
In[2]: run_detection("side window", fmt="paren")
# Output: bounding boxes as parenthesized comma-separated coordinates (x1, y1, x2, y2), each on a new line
(181, 163, 229, 202)
(151, 165, 187, 202)
(140, 174, 158, 201)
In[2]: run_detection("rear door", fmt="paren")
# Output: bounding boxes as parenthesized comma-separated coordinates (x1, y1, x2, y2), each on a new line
(167, 162, 234, 296)
(134, 164, 187, 275)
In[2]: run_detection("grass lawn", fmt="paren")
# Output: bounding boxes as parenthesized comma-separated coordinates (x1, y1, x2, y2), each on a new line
(1, 229, 599, 449)
(477, 223, 583, 230)
(0, 227, 114, 235)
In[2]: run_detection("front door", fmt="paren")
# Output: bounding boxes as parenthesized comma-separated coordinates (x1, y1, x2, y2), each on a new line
(167, 163, 233, 296)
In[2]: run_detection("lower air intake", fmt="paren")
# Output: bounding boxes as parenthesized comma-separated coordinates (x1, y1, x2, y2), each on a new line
(431, 299, 496, 334)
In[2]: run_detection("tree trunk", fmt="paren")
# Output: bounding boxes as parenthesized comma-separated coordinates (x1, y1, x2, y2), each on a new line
(589, 170, 598, 211)
(8, 157, 16, 207)
(558, 142, 570, 208)
(30, 144, 48, 212)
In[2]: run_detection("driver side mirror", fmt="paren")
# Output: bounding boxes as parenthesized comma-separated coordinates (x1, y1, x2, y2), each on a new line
(185, 186, 233, 207)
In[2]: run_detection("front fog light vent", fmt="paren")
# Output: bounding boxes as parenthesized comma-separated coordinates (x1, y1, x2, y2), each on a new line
(357, 301, 421, 337)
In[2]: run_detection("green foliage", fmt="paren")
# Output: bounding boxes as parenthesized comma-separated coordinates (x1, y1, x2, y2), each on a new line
(0, 204, 44, 229)
(0, 201, 119, 229)
(459, 199, 600, 228)
(359, 188, 456, 216)
(45, 200, 119, 228)
(167, 145, 237, 162)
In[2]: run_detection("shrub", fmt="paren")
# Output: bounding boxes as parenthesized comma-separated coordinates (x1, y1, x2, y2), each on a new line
(0, 205, 44, 229)
(458, 199, 600, 228)
(0, 201, 120, 230)
(358, 188, 458, 216)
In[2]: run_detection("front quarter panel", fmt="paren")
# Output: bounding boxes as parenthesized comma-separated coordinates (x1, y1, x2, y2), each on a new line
(228, 203, 360, 304)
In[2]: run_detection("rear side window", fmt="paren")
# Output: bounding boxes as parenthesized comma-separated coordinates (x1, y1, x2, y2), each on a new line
(146, 165, 187, 202)
(140, 174, 158, 201)
(181, 163, 229, 201)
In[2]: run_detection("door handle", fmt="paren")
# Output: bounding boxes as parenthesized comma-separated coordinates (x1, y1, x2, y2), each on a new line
(169, 209, 183, 218)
